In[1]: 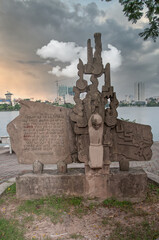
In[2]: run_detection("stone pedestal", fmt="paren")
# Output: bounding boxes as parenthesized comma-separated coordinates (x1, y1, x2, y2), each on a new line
(16, 169, 85, 200)
(16, 168, 148, 202)
(108, 168, 147, 202)
(85, 174, 108, 199)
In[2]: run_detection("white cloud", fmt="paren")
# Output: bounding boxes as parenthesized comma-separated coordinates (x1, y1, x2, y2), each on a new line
(14, 0, 30, 1)
(102, 44, 122, 71)
(94, 14, 107, 25)
(49, 60, 78, 78)
(37, 40, 84, 63)
(37, 39, 122, 78)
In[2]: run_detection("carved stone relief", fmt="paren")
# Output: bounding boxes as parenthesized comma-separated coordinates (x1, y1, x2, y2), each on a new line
(70, 33, 153, 170)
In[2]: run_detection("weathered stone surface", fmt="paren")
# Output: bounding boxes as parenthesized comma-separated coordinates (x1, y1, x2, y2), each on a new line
(57, 161, 67, 174)
(16, 169, 85, 200)
(88, 114, 104, 168)
(85, 174, 108, 199)
(7, 101, 76, 164)
(16, 167, 148, 202)
(119, 156, 129, 171)
(89, 146, 103, 168)
(108, 168, 147, 202)
(70, 33, 153, 166)
(111, 119, 153, 162)
(33, 160, 44, 174)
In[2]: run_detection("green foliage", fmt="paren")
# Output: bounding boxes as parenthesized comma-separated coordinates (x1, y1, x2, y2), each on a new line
(0, 101, 75, 111)
(119, 102, 146, 107)
(103, 198, 149, 216)
(4, 183, 16, 195)
(53, 102, 74, 109)
(146, 181, 159, 202)
(0, 218, 25, 240)
(103, 198, 133, 210)
(61, 103, 74, 109)
(18, 195, 83, 223)
(0, 104, 20, 111)
(0, 199, 4, 205)
(22, 215, 34, 224)
(88, 202, 99, 210)
(147, 99, 159, 106)
(109, 220, 159, 240)
(103, 0, 159, 41)
(14, 103, 21, 110)
(70, 233, 84, 239)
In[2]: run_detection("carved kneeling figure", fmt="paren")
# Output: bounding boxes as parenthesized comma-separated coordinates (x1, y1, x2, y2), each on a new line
(88, 113, 104, 168)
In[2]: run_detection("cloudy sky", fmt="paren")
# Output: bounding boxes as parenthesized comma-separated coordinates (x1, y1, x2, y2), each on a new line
(0, 0, 159, 101)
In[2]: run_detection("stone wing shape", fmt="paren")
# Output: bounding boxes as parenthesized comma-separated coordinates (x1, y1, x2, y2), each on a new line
(110, 119, 153, 162)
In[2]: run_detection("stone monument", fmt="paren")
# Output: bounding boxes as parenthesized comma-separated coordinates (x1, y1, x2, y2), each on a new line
(7, 33, 153, 202)
(7, 100, 77, 173)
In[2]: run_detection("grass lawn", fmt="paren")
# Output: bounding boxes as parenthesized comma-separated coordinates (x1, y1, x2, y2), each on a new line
(0, 180, 159, 240)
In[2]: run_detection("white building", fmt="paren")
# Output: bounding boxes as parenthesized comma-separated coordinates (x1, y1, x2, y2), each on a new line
(0, 91, 13, 105)
(65, 94, 74, 104)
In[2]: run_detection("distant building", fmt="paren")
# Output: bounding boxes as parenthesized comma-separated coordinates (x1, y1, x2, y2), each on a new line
(0, 98, 9, 104)
(124, 94, 134, 103)
(65, 94, 74, 104)
(58, 85, 67, 99)
(134, 82, 145, 101)
(58, 85, 74, 104)
(5, 91, 13, 101)
(0, 91, 13, 105)
(54, 96, 65, 105)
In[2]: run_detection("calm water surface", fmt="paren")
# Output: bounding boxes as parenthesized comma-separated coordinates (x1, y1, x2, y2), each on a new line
(0, 111, 19, 137)
(0, 107, 159, 141)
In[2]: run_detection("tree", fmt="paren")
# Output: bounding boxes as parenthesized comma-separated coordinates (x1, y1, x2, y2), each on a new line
(14, 103, 21, 111)
(102, 0, 159, 41)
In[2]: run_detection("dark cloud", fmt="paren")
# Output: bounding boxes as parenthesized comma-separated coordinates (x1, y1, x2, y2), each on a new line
(0, 0, 158, 100)
(16, 60, 44, 65)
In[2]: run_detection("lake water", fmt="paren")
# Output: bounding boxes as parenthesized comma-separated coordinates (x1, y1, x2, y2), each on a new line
(0, 107, 159, 141)
(0, 111, 19, 137)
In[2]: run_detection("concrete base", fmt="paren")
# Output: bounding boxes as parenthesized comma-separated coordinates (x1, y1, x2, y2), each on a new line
(108, 168, 147, 202)
(16, 168, 147, 202)
(16, 169, 85, 200)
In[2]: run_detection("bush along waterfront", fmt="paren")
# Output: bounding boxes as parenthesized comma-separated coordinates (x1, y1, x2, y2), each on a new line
(0, 103, 20, 111)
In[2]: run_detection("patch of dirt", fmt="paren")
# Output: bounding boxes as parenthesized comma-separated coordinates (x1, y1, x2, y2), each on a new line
(1, 198, 159, 240)
(0, 182, 159, 240)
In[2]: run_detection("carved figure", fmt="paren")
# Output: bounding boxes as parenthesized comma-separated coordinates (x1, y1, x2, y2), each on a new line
(88, 114, 103, 168)
(70, 33, 153, 171)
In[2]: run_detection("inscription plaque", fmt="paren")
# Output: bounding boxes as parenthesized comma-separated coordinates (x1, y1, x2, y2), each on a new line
(7, 101, 76, 164)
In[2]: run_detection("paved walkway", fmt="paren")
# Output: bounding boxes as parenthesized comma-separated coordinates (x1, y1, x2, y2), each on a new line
(0, 142, 159, 185)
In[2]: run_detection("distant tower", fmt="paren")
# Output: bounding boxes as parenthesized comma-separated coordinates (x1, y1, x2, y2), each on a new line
(5, 91, 13, 104)
(134, 82, 145, 101)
